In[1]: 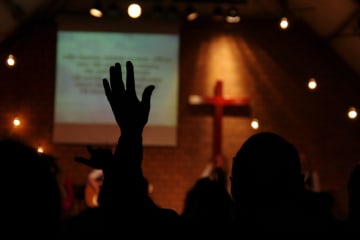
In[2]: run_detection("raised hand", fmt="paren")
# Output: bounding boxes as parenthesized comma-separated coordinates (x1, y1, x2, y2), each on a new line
(102, 61, 155, 137)
(74, 145, 113, 169)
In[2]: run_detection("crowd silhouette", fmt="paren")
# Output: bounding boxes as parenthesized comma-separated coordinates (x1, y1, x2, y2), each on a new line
(4, 60, 359, 237)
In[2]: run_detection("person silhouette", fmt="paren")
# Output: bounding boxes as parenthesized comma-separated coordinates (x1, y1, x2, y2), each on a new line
(230, 131, 336, 232)
(99, 61, 181, 233)
(58, 145, 112, 236)
(0, 137, 62, 237)
(181, 167, 235, 225)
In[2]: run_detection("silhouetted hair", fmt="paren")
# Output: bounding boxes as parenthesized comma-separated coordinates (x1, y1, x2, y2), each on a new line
(231, 132, 303, 206)
(182, 177, 235, 224)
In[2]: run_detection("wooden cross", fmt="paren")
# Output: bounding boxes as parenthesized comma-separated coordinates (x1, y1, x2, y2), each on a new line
(188, 80, 251, 172)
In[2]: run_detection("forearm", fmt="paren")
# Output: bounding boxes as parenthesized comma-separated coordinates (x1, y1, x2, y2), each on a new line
(114, 133, 143, 176)
(100, 133, 147, 201)
(99, 61, 155, 223)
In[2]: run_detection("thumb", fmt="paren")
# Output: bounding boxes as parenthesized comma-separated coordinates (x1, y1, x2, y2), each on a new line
(142, 85, 155, 107)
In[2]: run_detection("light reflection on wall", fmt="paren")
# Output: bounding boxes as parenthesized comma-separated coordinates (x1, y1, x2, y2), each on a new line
(194, 33, 248, 98)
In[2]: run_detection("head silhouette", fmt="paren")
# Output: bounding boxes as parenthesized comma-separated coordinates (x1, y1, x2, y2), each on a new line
(230, 131, 304, 207)
(1, 137, 62, 235)
(182, 176, 235, 224)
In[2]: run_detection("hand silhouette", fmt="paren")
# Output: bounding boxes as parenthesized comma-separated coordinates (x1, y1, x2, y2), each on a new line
(102, 61, 155, 137)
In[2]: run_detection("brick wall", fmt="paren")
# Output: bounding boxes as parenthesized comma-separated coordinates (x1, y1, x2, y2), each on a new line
(1, 17, 360, 220)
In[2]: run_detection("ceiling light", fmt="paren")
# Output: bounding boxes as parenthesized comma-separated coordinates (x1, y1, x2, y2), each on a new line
(128, 3, 142, 19)
(185, 6, 198, 21)
(89, 0, 103, 18)
(225, 6, 240, 23)
(279, 16, 289, 30)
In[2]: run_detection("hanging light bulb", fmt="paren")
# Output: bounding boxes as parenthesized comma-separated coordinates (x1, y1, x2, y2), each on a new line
(13, 117, 21, 127)
(185, 5, 198, 21)
(6, 54, 16, 67)
(279, 16, 289, 30)
(348, 107, 358, 120)
(225, 6, 240, 23)
(128, 3, 142, 19)
(89, 0, 103, 18)
(307, 78, 317, 90)
(251, 118, 259, 129)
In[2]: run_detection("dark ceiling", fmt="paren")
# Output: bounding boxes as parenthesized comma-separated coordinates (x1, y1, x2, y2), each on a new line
(1, 0, 360, 76)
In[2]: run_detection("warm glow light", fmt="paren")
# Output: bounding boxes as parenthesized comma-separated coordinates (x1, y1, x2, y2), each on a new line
(6, 54, 16, 67)
(89, 8, 103, 18)
(148, 183, 154, 194)
(308, 78, 317, 90)
(187, 12, 198, 21)
(280, 17, 289, 30)
(198, 34, 247, 98)
(348, 107, 358, 119)
(251, 118, 259, 129)
(226, 16, 240, 23)
(13, 117, 21, 127)
(188, 95, 203, 104)
(37, 146, 44, 153)
(128, 3, 142, 18)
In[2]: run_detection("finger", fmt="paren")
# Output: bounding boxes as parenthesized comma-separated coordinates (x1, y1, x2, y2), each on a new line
(103, 78, 118, 120)
(75, 157, 101, 169)
(74, 157, 93, 167)
(103, 79, 118, 115)
(141, 85, 155, 117)
(110, 62, 125, 96)
(126, 61, 136, 97)
(103, 78, 112, 102)
(142, 85, 155, 105)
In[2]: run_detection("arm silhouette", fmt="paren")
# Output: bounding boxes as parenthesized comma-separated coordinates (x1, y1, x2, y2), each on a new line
(99, 61, 181, 228)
